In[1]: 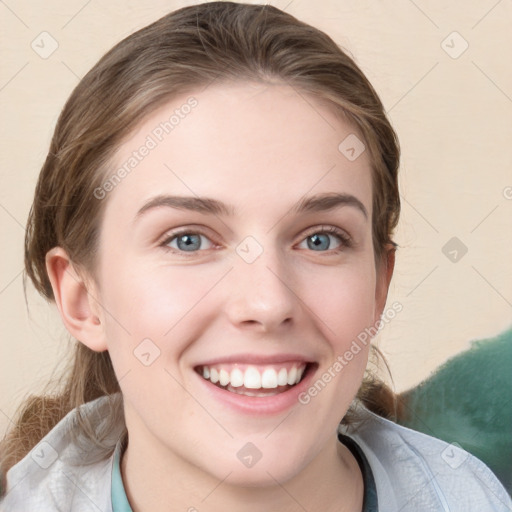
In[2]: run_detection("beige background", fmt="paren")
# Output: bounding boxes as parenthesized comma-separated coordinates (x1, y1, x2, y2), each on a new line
(1, 0, 511, 437)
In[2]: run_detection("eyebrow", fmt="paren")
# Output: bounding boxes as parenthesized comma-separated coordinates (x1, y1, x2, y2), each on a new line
(135, 192, 368, 221)
(293, 192, 368, 219)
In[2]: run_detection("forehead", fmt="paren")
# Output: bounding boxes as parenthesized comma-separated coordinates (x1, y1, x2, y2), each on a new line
(104, 81, 373, 221)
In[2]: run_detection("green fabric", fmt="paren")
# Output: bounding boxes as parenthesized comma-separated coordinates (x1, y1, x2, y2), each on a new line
(398, 327, 512, 494)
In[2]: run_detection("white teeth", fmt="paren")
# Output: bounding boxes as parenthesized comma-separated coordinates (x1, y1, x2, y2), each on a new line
(261, 368, 278, 389)
(277, 368, 288, 386)
(244, 366, 262, 389)
(200, 363, 308, 391)
(230, 368, 244, 387)
(287, 367, 297, 385)
(296, 366, 305, 384)
(219, 369, 230, 386)
(227, 386, 281, 397)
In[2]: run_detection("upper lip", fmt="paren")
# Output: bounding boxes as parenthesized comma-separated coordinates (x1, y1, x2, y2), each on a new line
(194, 353, 315, 367)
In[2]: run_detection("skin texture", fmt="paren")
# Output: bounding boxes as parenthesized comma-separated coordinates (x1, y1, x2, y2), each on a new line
(46, 82, 394, 511)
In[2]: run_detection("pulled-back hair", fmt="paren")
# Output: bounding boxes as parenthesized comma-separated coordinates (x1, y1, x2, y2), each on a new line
(0, 1, 400, 489)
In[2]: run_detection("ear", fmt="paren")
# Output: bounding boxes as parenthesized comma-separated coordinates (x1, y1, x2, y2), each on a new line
(45, 247, 108, 352)
(374, 244, 396, 324)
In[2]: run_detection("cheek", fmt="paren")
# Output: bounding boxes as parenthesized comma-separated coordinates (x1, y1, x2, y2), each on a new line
(97, 260, 223, 361)
(299, 266, 376, 410)
(96, 264, 206, 415)
(300, 262, 377, 349)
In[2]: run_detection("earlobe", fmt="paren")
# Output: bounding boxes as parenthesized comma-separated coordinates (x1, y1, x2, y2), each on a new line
(45, 247, 108, 352)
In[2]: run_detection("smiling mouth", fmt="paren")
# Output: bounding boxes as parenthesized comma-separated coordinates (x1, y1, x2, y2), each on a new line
(195, 362, 314, 397)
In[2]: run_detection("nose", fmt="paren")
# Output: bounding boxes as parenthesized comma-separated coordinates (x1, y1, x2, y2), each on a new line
(224, 244, 299, 333)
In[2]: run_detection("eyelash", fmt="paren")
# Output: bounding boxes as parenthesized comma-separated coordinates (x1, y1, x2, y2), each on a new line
(159, 225, 353, 255)
(300, 226, 352, 252)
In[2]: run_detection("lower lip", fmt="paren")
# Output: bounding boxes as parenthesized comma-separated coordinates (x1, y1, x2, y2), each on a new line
(194, 365, 317, 416)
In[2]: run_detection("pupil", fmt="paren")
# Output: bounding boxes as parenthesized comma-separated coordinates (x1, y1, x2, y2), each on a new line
(178, 234, 200, 251)
(309, 234, 329, 251)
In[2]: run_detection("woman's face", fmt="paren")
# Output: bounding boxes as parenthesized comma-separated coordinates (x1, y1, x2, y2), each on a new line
(91, 82, 391, 485)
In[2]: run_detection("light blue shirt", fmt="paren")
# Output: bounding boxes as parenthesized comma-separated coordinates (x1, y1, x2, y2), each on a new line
(111, 440, 132, 512)
(1, 393, 511, 511)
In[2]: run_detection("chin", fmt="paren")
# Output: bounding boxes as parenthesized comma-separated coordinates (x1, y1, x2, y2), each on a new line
(223, 462, 304, 488)
(199, 440, 313, 488)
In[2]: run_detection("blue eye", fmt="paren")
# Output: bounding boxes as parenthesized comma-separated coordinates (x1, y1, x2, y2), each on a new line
(307, 233, 336, 251)
(163, 231, 214, 252)
(299, 227, 351, 252)
(160, 226, 351, 255)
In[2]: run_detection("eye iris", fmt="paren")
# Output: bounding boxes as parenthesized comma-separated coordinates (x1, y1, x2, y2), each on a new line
(177, 234, 201, 251)
(308, 233, 330, 251)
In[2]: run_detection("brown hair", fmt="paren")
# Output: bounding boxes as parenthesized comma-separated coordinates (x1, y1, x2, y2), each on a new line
(0, 0, 400, 488)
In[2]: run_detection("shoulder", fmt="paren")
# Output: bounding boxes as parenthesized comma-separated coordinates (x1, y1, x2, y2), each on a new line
(341, 404, 512, 512)
(0, 393, 124, 512)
